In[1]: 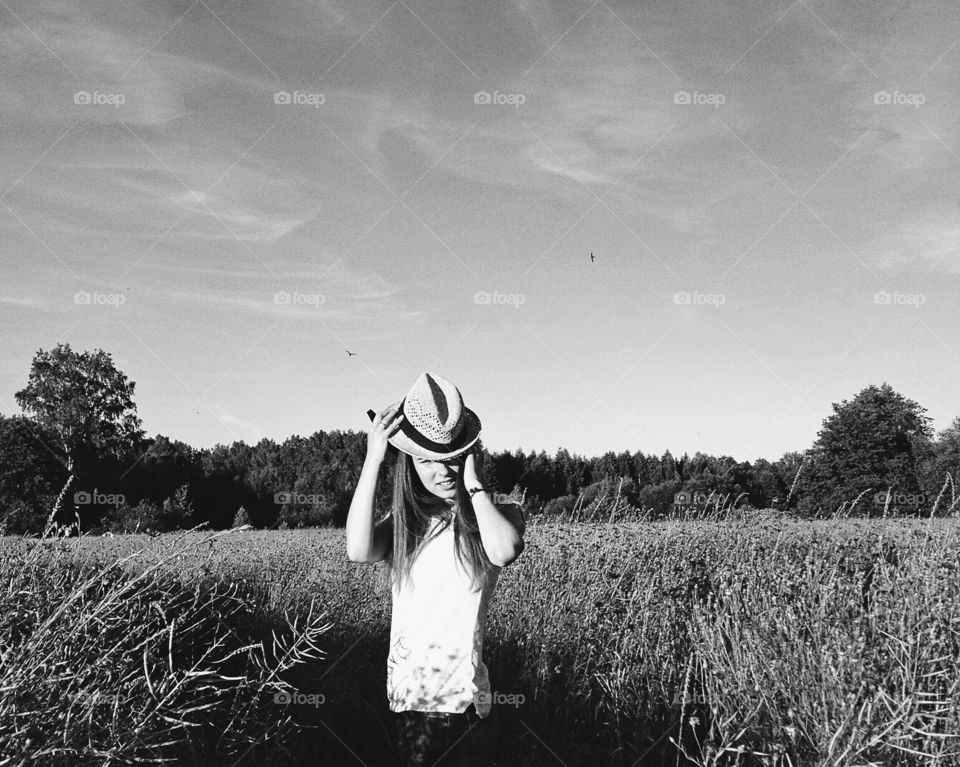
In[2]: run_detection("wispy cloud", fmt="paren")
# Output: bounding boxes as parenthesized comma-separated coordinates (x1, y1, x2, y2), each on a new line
(0, 5, 274, 128)
(211, 402, 262, 440)
(0, 296, 48, 310)
(871, 214, 960, 274)
(165, 188, 320, 242)
(2, 134, 324, 252)
(149, 264, 429, 323)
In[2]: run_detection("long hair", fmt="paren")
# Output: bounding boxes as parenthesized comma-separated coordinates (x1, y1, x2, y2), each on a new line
(384, 450, 495, 593)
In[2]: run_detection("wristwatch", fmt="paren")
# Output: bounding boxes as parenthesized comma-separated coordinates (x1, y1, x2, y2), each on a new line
(467, 486, 485, 497)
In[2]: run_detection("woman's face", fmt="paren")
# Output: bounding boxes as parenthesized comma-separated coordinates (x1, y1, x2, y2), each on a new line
(412, 454, 462, 500)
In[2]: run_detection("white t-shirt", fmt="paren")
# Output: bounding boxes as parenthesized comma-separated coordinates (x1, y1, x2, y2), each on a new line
(387, 513, 500, 718)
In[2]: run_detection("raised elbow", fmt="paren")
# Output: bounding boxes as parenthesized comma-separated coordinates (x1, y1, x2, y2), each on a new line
(489, 540, 524, 568)
(347, 544, 386, 563)
(346, 545, 371, 563)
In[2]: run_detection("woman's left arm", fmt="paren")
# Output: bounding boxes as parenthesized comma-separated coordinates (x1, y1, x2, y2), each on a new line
(463, 451, 525, 567)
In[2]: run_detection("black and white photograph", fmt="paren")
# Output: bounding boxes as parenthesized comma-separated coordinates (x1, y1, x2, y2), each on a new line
(2, 1, 960, 765)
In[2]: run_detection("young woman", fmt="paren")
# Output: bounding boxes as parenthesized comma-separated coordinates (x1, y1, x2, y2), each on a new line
(346, 372, 525, 767)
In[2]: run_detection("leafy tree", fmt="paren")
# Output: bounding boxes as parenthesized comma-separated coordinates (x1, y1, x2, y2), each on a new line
(795, 383, 934, 516)
(659, 451, 680, 482)
(921, 417, 960, 511)
(632, 452, 654, 486)
(775, 451, 806, 509)
(0, 414, 65, 532)
(747, 458, 785, 509)
(14, 344, 145, 529)
(196, 442, 256, 528)
(683, 458, 752, 508)
(126, 435, 202, 508)
(523, 450, 557, 503)
(163, 484, 198, 529)
(553, 447, 588, 496)
(637, 479, 683, 517)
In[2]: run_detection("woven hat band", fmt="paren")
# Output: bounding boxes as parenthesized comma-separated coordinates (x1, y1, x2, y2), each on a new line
(396, 397, 471, 453)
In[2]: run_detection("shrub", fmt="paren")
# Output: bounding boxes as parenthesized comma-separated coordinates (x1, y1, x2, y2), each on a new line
(541, 494, 576, 518)
(275, 503, 332, 529)
(636, 479, 683, 517)
(96, 498, 167, 534)
(164, 484, 198, 528)
(233, 505, 251, 528)
(0, 497, 55, 536)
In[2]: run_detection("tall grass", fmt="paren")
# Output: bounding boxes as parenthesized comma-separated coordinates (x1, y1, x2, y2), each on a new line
(525, 478, 753, 524)
(4, 511, 960, 765)
(0, 523, 330, 766)
(496, 513, 960, 765)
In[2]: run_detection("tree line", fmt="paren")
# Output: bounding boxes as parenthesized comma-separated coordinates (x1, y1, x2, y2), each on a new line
(1, 343, 957, 534)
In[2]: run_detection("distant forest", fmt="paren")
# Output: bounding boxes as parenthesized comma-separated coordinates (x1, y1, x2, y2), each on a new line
(1, 344, 958, 534)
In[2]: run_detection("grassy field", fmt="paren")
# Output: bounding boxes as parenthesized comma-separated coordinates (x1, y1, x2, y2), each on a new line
(3, 510, 960, 766)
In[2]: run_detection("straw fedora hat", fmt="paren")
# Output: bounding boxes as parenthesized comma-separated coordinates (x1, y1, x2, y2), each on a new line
(367, 372, 481, 460)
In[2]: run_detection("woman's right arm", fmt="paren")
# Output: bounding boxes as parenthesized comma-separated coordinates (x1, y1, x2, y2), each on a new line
(346, 402, 402, 563)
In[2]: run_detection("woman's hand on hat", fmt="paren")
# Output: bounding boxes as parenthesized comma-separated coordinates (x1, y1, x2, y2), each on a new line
(367, 402, 403, 464)
(463, 448, 482, 487)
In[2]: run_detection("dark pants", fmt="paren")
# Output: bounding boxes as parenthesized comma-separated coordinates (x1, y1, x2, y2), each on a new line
(393, 703, 500, 767)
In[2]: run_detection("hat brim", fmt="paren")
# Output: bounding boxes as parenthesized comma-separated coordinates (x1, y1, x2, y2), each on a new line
(388, 406, 482, 460)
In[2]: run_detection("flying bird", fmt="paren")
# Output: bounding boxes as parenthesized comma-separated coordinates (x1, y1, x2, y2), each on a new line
(346, 349, 357, 357)
(590, 252, 595, 262)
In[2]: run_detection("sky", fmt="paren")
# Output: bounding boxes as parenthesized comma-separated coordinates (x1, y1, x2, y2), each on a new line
(1, 0, 959, 463)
